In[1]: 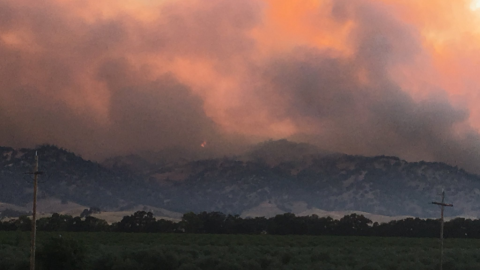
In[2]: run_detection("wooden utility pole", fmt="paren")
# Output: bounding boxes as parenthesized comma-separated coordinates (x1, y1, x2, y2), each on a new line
(431, 190, 453, 270)
(29, 152, 42, 270)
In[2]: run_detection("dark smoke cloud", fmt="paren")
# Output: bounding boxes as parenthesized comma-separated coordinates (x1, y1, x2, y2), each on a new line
(255, 0, 480, 172)
(97, 57, 217, 153)
(0, 0, 259, 159)
(1, 0, 480, 173)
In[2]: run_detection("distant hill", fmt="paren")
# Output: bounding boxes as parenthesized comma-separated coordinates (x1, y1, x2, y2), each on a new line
(1, 141, 479, 218)
(243, 139, 332, 165)
(0, 145, 150, 209)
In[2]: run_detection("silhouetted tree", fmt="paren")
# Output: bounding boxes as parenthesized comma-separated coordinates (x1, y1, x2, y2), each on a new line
(335, 214, 372, 236)
(115, 211, 156, 232)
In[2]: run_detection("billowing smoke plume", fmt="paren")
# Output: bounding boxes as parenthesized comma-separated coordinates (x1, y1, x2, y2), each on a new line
(1, 0, 480, 172)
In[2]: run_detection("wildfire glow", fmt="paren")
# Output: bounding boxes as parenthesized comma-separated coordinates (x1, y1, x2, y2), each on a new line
(3, 0, 480, 172)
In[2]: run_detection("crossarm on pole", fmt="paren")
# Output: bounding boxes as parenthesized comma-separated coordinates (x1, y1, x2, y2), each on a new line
(431, 202, 453, 207)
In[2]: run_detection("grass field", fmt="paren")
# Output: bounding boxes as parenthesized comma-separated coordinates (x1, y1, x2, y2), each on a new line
(1, 232, 480, 269)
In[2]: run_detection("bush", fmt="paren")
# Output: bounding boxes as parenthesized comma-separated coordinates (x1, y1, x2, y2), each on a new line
(178, 263, 201, 270)
(215, 261, 242, 270)
(311, 250, 331, 263)
(0, 246, 29, 270)
(130, 249, 180, 270)
(358, 263, 382, 270)
(37, 237, 86, 270)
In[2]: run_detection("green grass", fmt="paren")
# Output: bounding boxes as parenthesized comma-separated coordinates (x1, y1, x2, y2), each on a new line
(1, 232, 480, 269)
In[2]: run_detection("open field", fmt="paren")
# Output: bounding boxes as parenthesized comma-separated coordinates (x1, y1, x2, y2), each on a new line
(1, 232, 480, 269)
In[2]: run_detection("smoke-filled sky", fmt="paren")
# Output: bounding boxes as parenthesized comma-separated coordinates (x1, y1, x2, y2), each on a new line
(2, 0, 480, 172)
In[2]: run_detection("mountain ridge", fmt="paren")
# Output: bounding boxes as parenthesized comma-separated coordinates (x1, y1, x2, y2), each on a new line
(0, 141, 478, 219)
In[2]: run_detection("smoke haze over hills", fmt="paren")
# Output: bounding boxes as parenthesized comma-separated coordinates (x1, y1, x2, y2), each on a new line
(1, 0, 480, 172)
(1, 143, 479, 218)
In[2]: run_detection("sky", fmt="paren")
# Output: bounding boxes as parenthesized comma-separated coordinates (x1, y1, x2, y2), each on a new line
(2, 0, 480, 172)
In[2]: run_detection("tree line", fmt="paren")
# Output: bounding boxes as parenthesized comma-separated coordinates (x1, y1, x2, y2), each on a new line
(2, 210, 480, 238)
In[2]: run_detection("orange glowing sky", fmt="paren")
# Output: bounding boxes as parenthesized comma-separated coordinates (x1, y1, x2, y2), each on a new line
(2, 0, 480, 171)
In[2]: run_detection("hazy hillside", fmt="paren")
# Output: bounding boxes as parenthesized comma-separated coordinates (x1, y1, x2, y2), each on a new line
(1, 141, 479, 218)
(149, 153, 479, 217)
(0, 145, 152, 209)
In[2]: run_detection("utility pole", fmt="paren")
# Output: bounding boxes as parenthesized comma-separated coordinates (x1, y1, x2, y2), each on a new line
(431, 190, 453, 270)
(28, 152, 42, 270)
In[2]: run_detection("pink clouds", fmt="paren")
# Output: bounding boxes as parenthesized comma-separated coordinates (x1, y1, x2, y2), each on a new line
(1, 0, 480, 172)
